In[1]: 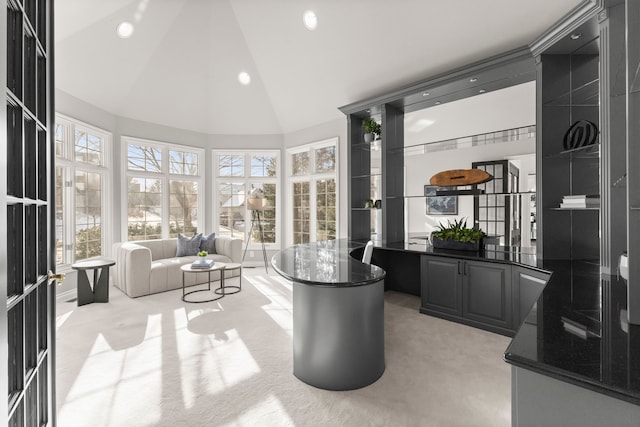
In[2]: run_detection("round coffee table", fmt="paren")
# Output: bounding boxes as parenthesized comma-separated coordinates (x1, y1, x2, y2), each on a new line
(181, 262, 226, 303)
(216, 262, 242, 295)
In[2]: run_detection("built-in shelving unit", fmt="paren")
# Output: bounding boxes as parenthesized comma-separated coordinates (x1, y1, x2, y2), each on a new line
(2, 0, 55, 425)
(346, 105, 404, 244)
(538, 32, 601, 263)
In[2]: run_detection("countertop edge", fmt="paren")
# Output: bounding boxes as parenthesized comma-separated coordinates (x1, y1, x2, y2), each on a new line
(504, 351, 640, 406)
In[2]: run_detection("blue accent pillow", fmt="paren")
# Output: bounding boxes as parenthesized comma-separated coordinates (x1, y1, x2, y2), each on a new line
(200, 233, 217, 255)
(176, 233, 202, 257)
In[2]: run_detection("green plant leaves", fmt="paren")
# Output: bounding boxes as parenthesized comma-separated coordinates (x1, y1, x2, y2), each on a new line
(432, 218, 485, 243)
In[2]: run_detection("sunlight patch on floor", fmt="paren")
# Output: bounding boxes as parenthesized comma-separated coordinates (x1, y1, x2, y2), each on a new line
(55, 310, 73, 329)
(175, 312, 260, 409)
(59, 314, 164, 426)
(232, 393, 294, 427)
(246, 275, 293, 336)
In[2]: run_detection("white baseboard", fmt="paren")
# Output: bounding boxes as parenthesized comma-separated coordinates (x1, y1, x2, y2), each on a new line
(242, 261, 270, 269)
(56, 287, 77, 303)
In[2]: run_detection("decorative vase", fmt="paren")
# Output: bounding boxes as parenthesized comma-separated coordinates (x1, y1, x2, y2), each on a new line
(364, 133, 375, 143)
(197, 256, 207, 265)
(431, 234, 482, 252)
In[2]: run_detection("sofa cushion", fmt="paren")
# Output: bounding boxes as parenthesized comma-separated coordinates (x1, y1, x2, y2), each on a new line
(176, 233, 202, 257)
(200, 232, 217, 254)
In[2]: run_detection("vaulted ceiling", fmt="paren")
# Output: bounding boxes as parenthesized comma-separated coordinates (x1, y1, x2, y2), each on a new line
(54, 0, 584, 135)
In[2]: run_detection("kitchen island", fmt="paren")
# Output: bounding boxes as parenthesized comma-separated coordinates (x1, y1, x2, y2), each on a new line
(271, 239, 386, 391)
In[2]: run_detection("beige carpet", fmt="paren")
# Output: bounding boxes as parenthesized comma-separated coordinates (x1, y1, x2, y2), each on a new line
(56, 268, 511, 426)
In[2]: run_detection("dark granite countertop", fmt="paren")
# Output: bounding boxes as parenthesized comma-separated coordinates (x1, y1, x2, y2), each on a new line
(504, 259, 640, 405)
(375, 237, 544, 271)
(271, 239, 385, 287)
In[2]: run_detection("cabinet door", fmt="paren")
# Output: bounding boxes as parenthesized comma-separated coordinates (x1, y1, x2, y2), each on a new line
(421, 256, 462, 316)
(462, 260, 511, 329)
(512, 267, 549, 328)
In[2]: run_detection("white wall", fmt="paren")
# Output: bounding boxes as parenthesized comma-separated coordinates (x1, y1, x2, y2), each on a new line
(404, 81, 536, 147)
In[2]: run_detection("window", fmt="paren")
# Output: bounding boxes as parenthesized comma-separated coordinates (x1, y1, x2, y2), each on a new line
(213, 151, 280, 248)
(55, 114, 111, 266)
(124, 137, 204, 240)
(287, 138, 338, 245)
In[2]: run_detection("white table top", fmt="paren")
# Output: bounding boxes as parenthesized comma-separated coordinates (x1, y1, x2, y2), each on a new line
(180, 262, 226, 273)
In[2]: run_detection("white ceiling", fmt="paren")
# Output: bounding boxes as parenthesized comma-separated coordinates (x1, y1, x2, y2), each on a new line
(54, 0, 584, 135)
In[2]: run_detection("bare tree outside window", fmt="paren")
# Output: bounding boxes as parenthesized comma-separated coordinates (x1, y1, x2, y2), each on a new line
(55, 167, 65, 264)
(126, 144, 201, 240)
(127, 177, 163, 240)
(292, 152, 309, 176)
(218, 182, 246, 241)
(55, 117, 110, 266)
(289, 140, 337, 244)
(219, 155, 244, 176)
(293, 181, 310, 244)
(251, 155, 277, 177)
(75, 171, 102, 259)
(316, 178, 336, 241)
(216, 151, 279, 247)
(315, 146, 335, 173)
(75, 130, 102, 165)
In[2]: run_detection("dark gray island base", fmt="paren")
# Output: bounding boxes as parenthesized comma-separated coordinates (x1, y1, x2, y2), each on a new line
(271, 239, 386, 391)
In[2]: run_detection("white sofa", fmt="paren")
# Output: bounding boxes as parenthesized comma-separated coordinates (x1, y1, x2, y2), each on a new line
(112, 236, 242, 297)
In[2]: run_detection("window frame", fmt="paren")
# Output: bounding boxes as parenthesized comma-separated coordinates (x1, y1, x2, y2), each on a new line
(285, 137, 339, 247)
(121, 136, 205, 241)
(212, 150, 281, 250)
(54, 113, 112, 267)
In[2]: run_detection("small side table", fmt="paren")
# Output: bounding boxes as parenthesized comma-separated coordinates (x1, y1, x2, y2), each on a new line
(71, 258, 116, 306)
(216, 262, 242, 296)
(181, 262, 226, 303)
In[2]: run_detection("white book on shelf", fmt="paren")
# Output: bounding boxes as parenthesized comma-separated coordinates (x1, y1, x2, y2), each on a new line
(563, 194, 599, 199)
(559, 202, 599, 209)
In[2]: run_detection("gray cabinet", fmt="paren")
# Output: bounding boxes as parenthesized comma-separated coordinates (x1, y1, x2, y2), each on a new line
(512, 267, 550, 328)
(463, 260, 512, 330)
(420, 255, 513, 335)
(421, 256, 462, 316)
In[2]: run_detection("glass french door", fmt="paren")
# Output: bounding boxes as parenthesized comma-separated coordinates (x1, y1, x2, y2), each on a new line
(3, 0, 56, 425)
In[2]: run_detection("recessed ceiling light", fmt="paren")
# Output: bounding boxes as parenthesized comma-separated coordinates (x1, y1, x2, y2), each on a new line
(479, 89, 487, 93)
(570, 33, 582, 40)
(238, 71, 251, 85)
(469, 78, 478, 83)
(117, 21, 134, 38)
(303, 10, 318, 30)
(435, 101, 441, 105)
(422, 92, 430, 97)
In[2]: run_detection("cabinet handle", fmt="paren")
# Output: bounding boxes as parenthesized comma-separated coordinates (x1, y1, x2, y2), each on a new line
(457, 261, 461, 275)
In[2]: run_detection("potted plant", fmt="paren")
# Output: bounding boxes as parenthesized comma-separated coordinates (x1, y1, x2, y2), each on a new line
(196, 250, 208, 265)
(362, 118, 381, 143)
(431, 218, 485, 251)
